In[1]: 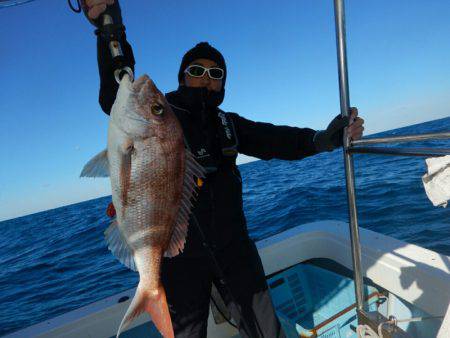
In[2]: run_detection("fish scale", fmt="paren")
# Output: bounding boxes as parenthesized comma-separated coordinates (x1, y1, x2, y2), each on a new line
(81, 73, 205, 337)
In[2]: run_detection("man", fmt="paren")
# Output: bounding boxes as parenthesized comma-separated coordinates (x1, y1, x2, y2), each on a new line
(85, 1, 364, 337)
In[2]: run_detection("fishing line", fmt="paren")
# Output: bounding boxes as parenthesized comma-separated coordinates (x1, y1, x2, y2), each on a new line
(209, 295, 238, 329)
(190, 214, 265, 337)
(0, 0, 35, 8)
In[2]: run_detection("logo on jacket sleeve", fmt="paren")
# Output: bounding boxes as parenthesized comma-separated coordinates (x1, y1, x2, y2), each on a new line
(218, 112, 232, 140)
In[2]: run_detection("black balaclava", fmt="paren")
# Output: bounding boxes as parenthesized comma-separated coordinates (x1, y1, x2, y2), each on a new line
(177, 42, 227, 108)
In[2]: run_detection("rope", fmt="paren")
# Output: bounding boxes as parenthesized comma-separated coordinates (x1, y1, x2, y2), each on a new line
(357, 324, 378, 337)
(67, 0, 81, 13)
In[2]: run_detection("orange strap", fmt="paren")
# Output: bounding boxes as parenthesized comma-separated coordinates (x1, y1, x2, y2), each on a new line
(106, 202, 116, 218)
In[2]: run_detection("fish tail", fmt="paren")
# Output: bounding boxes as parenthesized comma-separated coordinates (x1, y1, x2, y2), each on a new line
(116, 284, 174, 338)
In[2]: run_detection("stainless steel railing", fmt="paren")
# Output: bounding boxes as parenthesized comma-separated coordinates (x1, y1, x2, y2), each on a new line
(352, 132, 450, 146)
(334, 0, 365, 312)
(333, 0, 450, 323)
(349, 147, 450, 157)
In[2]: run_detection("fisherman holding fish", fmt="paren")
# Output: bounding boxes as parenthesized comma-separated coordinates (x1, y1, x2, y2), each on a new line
(82, 1, 364, 337)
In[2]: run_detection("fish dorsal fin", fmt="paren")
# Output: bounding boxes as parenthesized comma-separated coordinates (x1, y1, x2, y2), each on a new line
(104, 219, 137, 271)
(80, 149, 110, 177)
(165, 150, 205, 258)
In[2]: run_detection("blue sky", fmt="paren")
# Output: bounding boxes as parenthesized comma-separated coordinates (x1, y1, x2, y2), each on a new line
(1, 0, 450, 221)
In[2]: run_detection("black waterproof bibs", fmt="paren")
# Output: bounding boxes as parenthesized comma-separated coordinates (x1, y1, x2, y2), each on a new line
(171, 106, 238, 173)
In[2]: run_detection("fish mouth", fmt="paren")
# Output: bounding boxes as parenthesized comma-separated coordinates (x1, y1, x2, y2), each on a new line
(132, 74, 154, 93)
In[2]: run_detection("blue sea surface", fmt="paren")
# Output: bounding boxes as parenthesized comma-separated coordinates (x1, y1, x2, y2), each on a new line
(0, 117, 449, 336)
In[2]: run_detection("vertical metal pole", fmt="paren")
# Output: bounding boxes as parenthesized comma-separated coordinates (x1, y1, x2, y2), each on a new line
(333, 0, 364, 310)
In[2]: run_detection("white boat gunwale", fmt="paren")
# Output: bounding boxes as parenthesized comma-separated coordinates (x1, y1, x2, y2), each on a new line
(6, 220, 449, 338)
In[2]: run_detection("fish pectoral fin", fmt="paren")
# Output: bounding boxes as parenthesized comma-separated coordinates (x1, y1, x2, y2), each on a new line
(104, 220, 137, 271)
(80, 149, 110, 177)
(121, 138, 134, 155)
(165, 150, 206, 258)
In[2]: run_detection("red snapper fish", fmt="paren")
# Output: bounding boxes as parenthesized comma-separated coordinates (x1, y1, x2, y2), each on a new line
(81, 74, 204, 337)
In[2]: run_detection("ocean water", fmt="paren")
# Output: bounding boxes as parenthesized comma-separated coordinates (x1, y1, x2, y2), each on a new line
(0, 117, 449, 336)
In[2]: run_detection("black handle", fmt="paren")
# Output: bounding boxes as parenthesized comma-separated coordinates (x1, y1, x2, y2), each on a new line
(80, 0, 132, 82)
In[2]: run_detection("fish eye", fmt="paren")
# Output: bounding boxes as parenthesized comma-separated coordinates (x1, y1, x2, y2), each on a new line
(151, 104, 164, 116)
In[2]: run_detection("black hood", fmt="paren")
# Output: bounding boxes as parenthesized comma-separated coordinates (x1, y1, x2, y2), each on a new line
(177, 42, 227, 87)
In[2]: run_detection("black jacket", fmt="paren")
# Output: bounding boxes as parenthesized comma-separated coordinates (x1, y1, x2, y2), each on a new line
(96, 36, 318, 256)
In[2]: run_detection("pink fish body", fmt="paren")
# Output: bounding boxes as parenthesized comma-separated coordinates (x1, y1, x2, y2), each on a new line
(81, 74, 204, 337)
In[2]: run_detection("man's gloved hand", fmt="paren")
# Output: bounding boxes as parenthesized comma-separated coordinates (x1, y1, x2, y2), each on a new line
(313, 107, 365, 152)
(83, 0, 122, 27)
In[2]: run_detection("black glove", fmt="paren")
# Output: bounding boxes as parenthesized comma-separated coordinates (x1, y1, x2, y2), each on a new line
(313, 114, 349, 152)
